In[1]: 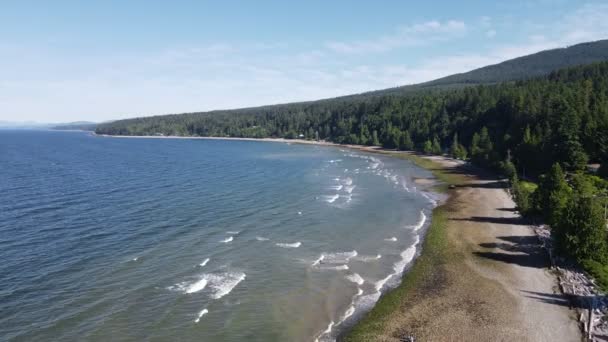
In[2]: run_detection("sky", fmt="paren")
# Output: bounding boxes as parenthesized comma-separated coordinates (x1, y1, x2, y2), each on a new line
(1, 0, 608, 123)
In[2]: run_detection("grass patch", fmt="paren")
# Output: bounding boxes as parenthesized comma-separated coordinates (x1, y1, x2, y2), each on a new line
(342, 155, 464, 341)
(519, 180, 538, 192)
(401, 154, 465, 190)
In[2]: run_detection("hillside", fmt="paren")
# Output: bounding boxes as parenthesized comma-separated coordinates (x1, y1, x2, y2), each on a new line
(422, 39, 608, 86)
(96, 39, 608, 135)
(52, 121, 97, 131)
(356, 39, 608, 97)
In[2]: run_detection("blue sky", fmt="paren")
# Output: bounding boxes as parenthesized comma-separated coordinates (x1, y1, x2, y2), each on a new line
(2, 0, 608, 123)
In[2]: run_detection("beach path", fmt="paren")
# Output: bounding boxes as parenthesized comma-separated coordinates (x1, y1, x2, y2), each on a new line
(375, 156, 581, 341)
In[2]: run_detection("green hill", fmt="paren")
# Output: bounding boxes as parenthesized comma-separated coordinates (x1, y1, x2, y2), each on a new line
(96, 40, 608, 137)
(421, 39, 608, 86)
(359, 39, 608, 97)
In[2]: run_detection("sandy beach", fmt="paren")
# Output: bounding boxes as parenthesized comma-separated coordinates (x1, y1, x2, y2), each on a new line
(345, 155, 581, 341)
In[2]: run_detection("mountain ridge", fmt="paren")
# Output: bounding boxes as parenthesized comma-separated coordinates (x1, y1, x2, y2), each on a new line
(96, 39, 608, 126)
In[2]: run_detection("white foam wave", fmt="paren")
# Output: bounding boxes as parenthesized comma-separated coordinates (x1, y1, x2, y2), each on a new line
(276, 242, 301, 248)
(170, 272, 246, 299)
(420, 191, 438, 206)
(313, 250, 358, 266)
(324, 194, 340, 203)
(393, 245, 417, 275)
(339, 305, 356, 324)
(255, 236, 270, 241)
(406, 211, 427, 231)
(370, 162, 380, 169)
(315, 321, 335, 342)
(199, 258, 210, 267)
(226, 230, 240, 235)
(220, 236, 234, 243)
(354, 254, 382, 262)
(355, 291, 382, 314)
(319, 264, 349, 271)
(374, 273, 393, 292)
(330, 185, 343, 191)
(342, 177, 353, 185)
(333, 177, 340, 181)
(206, 272, 247, 299)
(385, 237, 397, 242)
(194, 308, 208, 323)
(346, 273, 365, 285)
(326, 241, 421, 340)
(298, 211, 302, 215)
(311, 254, 325, 266)
(185, 278, 208, 294)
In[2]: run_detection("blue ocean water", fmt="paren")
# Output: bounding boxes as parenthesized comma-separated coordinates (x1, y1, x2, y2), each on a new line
(0, 130, 437, 341)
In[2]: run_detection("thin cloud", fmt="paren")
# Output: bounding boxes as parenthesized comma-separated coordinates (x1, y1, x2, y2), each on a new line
(325, 20, 467, 54)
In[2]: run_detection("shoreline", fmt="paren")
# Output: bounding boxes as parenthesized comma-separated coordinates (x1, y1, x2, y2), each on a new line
(95, 133, 446, 340)
(94, 133, 389, 153)
(94, 133, 581, 341)
(343, 155, 581, 341)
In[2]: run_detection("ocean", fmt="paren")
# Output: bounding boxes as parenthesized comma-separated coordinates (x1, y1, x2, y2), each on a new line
(0, 130, 438, 341)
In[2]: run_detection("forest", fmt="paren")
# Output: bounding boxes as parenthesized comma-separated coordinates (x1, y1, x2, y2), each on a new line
(97, 60, 608, 289)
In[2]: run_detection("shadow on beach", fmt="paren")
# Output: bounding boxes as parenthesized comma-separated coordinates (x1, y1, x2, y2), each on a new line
(473, 235, 548, 268)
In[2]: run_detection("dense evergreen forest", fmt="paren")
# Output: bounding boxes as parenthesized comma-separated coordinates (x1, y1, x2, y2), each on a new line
(98, 58, 608, 290)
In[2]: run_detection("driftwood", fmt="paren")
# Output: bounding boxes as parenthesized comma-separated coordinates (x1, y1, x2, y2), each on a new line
(534, 225, 608, 341)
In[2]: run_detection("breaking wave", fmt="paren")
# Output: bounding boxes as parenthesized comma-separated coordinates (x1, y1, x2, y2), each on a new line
(194, 308, 208, 323)
(324, 194, 340, 203)
(276, 242, 301, 248)
(170, 272, 246, 300)
(184, 278, 208, 294)
(220, 236, 234, 243)
(406, 211, 427, 231)
(354, 254, 382, 262)
(346, 273, 364, 285)
(207, 272, 247, 299)
(312, 250, 358, 267)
